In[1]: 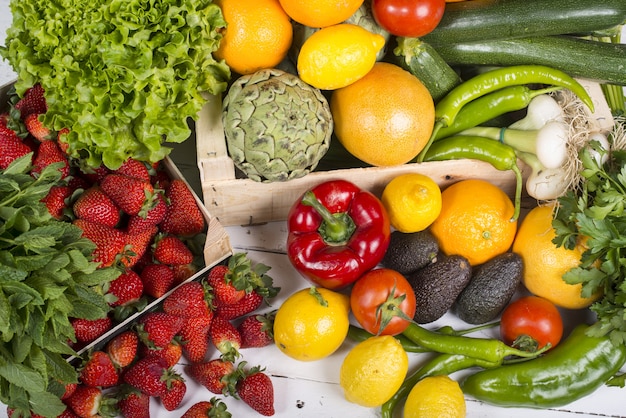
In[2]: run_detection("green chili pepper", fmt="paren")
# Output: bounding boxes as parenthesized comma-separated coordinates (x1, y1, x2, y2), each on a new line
(422, 135, 522, 221)
(461, 324, 626, 408)
(434, 85, 562, 141)
(401, 322, 550, 364)
(417, 65, 595, 162)
(381, 353, 500, 418)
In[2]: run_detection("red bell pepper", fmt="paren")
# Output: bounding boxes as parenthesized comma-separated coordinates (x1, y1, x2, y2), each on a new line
(286, 179, 391, 290)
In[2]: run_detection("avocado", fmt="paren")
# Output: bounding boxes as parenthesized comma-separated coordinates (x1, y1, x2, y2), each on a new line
(407, 254, 472, 324)
(381, 230, 439, 275)
(455, 252, 523, 325)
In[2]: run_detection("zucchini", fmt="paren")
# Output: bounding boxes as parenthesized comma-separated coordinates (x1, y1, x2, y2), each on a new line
(392, 37, 462, 102)
(433, 36, 626, 86)
(422, 0, 626, 46)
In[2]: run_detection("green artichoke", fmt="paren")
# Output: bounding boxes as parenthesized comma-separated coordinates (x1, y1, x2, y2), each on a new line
(222, 68, 333, 182)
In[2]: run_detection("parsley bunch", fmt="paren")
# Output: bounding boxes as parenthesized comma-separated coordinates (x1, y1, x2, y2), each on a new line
(0, 155, 119, 417)
(552, 138, 626, 346)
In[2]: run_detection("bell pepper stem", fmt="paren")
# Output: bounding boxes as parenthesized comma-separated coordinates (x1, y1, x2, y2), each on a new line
(301, 190, 356, 244)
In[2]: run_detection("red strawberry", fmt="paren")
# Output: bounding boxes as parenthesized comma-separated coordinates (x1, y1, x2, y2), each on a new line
(171, 262, 198, 285)
(153, 234, 194, 265)
(215, 290, 264, 320)
(207, 266, 245, 307)
(209, 316, 241, 362)
(0, 113, 19, 139)
(14, 84, 46, 117)
(66, 385, 103, 418)
(73, 218, 127, 267)
(160, 376, 186, 411)
(181, 399, 231, 418)
(79, 163, 110, 185)
(180, 314, 213, 363)
(185, 358, 236, 395)
(31, 139, 70, 178)
(71, 316, 113, 344)
(160, 179, 205, 236)
(238, 312, 275, 349)
(107, 269, 144, 308)
(236, 366, 275, 416)
(121, 224, 158, 269)
(126, 193, 167, 234)
(136, 311, 184, 349)
(6, 408, 44, 418)
(56, 127, 71, 154)
(57, 407, 81, 418)
(105, 330, 139, 369)
(140, 263, 176, 298)
(0, 135, 32, 169)
(115, 158, 151, 182)
(24, 113, 51, 141)
(79, 350, 119, 388)
(139, 340, 183, 368)
(100, 173, 155, 216)
(163, 281, 212, 319)
(123, 355, 173, 397)
(116, 385, 150, 418)
(73, 186, 121, 228)
(41, 184, 72, 220)
(61, 382, 78, 400)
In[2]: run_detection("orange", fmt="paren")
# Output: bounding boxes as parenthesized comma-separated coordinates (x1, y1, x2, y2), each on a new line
(330, 62, 435, 167)
(512, 204, 602, 309)
(429, 179, 517, 266)
(214, 0, 293, 75)
(279, 0, 364, 28)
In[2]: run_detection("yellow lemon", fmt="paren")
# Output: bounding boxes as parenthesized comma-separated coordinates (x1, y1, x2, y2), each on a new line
(273, 287, 350, 361)
(279, 0, 364, 28)
(340, 335, 408, 407)
(382, 173, 442, 233)
(297, 23, 386, 90)
(404, 375, 466, 418)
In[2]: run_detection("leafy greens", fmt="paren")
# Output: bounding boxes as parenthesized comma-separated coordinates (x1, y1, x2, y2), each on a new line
(0, 0, 231, 170)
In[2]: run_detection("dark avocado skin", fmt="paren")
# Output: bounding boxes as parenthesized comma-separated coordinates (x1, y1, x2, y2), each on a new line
(381, 230, 439, 275)
(455, 252, 523, 325)
(407, 254, 472, 324)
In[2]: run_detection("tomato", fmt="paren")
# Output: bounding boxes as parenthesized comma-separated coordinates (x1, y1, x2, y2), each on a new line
(350, 268, 416, 336)
(500, 295, 564, 351)
(371, 0, 446, 38)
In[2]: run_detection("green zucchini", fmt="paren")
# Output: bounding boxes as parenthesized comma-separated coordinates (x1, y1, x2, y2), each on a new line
(392, 37, 462, 102)
(433, 36, 626, 86)
(422, 0, 626, 46)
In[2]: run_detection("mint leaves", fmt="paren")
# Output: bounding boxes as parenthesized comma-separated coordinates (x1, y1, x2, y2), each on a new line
(0, 156, 119, 416)
(552, 138, 626, 346)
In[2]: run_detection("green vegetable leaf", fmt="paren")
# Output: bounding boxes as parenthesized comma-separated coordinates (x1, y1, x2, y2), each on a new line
(0, 362, 46, 392)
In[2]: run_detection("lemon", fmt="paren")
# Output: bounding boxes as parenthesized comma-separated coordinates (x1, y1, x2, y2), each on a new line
(404, 375, 466, 418)
(297, 23, 385, 90)
(273, 287, 350, 361)
(381, 173, 442, 233)
(339, 335, 408, 407)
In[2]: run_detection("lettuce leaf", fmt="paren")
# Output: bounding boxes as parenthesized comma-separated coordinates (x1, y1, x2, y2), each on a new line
(0, 0, 231, 169)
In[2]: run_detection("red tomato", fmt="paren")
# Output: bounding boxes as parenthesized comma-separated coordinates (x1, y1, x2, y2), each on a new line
(371, 0, 446, 38)
(500, 295, 564, 351)
(350, 268, 416, 336)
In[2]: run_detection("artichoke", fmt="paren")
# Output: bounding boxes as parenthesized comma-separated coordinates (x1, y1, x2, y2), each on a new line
(222, 68, 333, 182)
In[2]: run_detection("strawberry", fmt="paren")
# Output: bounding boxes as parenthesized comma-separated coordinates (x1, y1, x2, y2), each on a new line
(207, 266, 245, 307)
(126, 193, 167, 234)
(236, 365, 275, 416)
(61, 382, 78, 400)
(136, 311, 184, 349)
(121, 224, 158, 269)
(209, 315, 241, 362)
(139, 340, 183, 368)
(57, 407, 81, 418)
(153, 234, 194, 266)
(123, 355, 178, 397)
(66, 385, 106, 418)
(73, 218, 127, 267)
(0, 135, 32, 170)
(115, 385, 150, 418)
(79, 350, 119, 388)
(100, 173, 156, 217)
(185, 358, 236, 395)
(140, 263, 176, 298)
(160, 375, 186, 411)
(56, 127, 71, 154)
(73, 186, 121, 228)
(163, 281, 212, 319)
(24, 113, 51, 141)
(14, 84, 47, 117)
(181, 399, 231, 418)
(179, 314, 213, 363)
(238, 312, 275, 349)
(71, 316, 113, 345)
(171, 262, 198, 285)
(115, 158, 151, 182)
(215, 290, 264, 320)
(160, 179, 205, 236)
(105, 330, 139, 369)
(7, 408, 45, 418)
(41, 184, 72, 220)
(79, 163, 110, 185)
(106, 269, 144, 308)
(31, 139, 70, 178)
